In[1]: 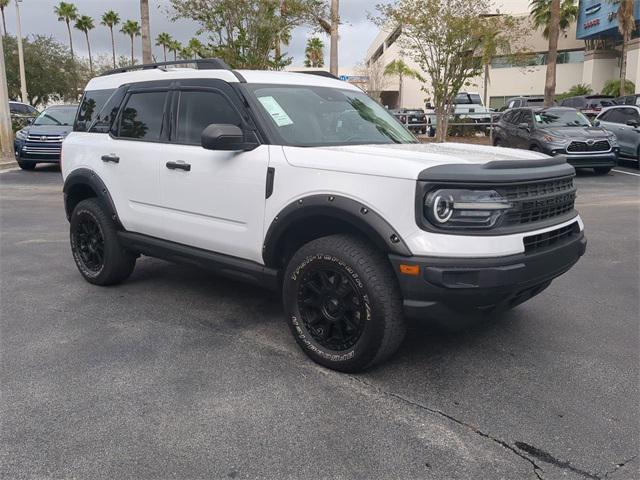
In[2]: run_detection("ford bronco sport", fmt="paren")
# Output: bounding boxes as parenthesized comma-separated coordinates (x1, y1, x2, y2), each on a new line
(62, 59, 586, 372)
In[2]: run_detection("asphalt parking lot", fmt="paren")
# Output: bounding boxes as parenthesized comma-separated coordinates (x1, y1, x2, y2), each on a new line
(1, 162, 638, 480)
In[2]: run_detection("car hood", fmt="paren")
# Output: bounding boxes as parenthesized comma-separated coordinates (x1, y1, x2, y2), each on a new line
(536, 126, 611, 139)
(22, 125, 72, 136)
(283, 142, 549, 180)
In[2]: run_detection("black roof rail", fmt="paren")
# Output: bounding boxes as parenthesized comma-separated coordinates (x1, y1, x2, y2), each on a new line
(293, 70, 341, 80)
(100, 58, 232, 76)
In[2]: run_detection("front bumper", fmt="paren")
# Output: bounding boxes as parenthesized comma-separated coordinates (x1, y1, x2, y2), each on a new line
(547, 149, 618, 168)
(389, 226, 586, 319)
(14, 140, 62, 162)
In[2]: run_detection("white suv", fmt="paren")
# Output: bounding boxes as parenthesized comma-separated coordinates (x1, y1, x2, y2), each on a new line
(62, 59, 586, 372)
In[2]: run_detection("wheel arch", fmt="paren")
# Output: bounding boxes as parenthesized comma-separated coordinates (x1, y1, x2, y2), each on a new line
(262, 194, 411, 269)
(63, 168, 122, 228)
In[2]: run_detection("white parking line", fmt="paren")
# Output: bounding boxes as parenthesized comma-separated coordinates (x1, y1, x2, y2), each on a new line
(612, 169, 640, 177)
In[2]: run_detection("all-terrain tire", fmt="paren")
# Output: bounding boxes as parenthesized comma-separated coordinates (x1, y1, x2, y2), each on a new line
(70, 198, 136, 286)
(282, 234, 406, 372)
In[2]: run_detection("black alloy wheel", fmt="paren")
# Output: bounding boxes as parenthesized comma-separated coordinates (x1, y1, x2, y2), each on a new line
(297, 266, 366, 351)
(72, 216, 105, 272)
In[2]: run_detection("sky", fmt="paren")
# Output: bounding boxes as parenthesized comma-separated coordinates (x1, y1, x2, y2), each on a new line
(1, 0, 533, 68)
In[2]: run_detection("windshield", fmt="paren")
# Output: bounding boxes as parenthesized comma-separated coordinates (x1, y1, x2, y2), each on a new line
(535, 109, 591, 127)
(33, 106, 77, 126)
(247, 84, 417, 146)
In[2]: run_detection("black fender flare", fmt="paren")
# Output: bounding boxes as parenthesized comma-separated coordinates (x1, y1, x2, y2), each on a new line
(62, 168, 122, 228)
(262, 194, 411, 267)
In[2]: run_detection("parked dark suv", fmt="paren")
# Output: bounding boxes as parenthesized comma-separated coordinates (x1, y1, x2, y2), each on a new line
(493, 107, 619, 174)
(560, 95, 616, 118)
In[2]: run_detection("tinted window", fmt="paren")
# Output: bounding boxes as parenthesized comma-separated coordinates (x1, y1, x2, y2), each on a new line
(175, 90, 241, 145)
(520, 110, 534, 126)
(118, 91, 167, 140)
(607, 107, 639, 124)
(75, 89, 115, 132)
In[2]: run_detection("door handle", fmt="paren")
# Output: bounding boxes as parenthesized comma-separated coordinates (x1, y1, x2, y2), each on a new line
(166, 161, 191, 171)
(101, 154, 119, 163)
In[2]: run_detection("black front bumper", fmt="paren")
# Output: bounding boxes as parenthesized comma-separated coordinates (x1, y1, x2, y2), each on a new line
(549, 150, 618, 169)
(389, 228, 586, 319)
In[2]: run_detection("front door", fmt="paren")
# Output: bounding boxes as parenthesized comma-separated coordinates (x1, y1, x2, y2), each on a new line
(159, 83, 268, 264)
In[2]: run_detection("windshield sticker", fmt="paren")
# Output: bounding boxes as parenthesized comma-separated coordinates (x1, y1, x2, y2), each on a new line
(258, 96, 293, 127)
(535, 114, 542, 122)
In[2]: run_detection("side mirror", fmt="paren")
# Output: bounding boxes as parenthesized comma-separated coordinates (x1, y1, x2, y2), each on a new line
(518, 122, 530, 131)
(26, 117, 35, 125)
(626, 119, 640, 128)
(201, 124, 258, 151)
(593, 120, 600, 127)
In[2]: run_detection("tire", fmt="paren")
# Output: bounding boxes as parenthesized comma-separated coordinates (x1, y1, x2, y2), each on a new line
(18, 160, 36, 170)
(69, 198, 136, 286)
(594, 167, 611, 175)
(493, 137, 501, 147)
(282, 234, 406, 372)
(530, 145, 541, 152)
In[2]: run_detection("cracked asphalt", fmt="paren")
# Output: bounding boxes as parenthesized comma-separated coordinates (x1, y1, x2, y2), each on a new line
(1, 163, 638, 480)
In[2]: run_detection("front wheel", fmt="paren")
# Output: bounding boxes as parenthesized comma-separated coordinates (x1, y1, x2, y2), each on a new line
(594, 167, 612, 175)
(282, 234, 406, 372)
(18, 160, 36, 170)
(70, 198, 136, 286)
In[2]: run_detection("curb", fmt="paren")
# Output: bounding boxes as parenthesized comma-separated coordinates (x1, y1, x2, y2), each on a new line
(0, 160, 18, 171)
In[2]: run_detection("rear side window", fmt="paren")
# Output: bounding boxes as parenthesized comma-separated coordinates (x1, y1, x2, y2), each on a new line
(117, 91, 167, 140)
(175, 90, 241, 145)
(75, 89, 115, 132)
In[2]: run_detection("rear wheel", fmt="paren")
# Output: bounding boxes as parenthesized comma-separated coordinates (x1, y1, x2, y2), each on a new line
(594, 167, 611, 175)
(70, 198, 136, 286)
(282, 234, 406, 372)
(18, 160, 36, 170)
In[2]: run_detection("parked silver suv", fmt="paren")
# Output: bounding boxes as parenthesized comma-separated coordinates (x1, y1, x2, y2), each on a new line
(595, 105, 640, 166)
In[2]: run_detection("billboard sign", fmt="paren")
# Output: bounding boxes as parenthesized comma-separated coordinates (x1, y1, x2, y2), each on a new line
(576, 0, 640, 39)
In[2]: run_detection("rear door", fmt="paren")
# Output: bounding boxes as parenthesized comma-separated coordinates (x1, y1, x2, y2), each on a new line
(158, 80, 268, 263)
(611, 107, 640, 156)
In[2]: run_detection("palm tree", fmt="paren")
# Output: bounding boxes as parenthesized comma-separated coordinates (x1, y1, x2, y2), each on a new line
(168, 40, 182, 61)
(120, 20, 141, 65)
(612, 0, 636, 96)
(186, 38, 203, 59)
(530, 0, 579, 106)
(304, 37, 325, 67)
(54, 2, 78, 58)
(384, 59, 423, 108)
(329, 0, 339, 75)
(140, 0, 152, 64)
(155, 32, 172, 62)
(0, 0, 9, 37)
(529, 0, 578, 39)
(101, 10, 120, 69)
(74, 15, 95, 74)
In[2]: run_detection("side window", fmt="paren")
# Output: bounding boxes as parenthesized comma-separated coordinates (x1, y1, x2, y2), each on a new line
(117, 91, 168, 140)
(75, 89, 115, 132)
(511, 110, 524, 125)
(607, 108, 628, 124)
(598, 111, 612, 122)
(507, 100, 516, 109)
(175, 90, 241, 145)
(521, 110, 533, 126)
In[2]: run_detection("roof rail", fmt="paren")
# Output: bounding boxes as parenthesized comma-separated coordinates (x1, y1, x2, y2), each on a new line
(294, 70, 341, 80)
(100, 58, 232, 77)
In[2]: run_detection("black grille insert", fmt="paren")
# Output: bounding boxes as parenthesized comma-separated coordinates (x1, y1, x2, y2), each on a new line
(500, 176, 576, 226)
(523, 222, 579, 253)
(567, 140, 610, 153)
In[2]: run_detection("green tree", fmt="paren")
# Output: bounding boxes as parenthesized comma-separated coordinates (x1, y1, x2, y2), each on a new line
(168, 0, 325, 69)
(601, 79, 635, 97)
(529, 0, 578, 39)
(120, 20, 141, 65)
(375, 0, 489, 142)
(383, 59, 423, 108)
(101, 10, 120, 68)
(304, 37, 324, 67)
(0, 0, 9, 37)
(74, 15, 95, 74)
(168, 39, 181, 61)
(184, 38, 204, 59)
(555, 83, 592, 101)
(54, 2, 78, 59)
(3, 35, 77, 106)
(155, 32, 172, 62)
(611, 0, 636, 96)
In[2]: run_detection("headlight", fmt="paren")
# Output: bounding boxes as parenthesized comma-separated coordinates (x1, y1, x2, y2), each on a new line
(424, 189, 511, 229)
(15, 129, 28, 140)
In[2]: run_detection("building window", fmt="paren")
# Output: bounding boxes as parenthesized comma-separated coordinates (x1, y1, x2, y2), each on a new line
(385, 26, 402, 49)
(490, 49, 585, 69)
(371, 45, 384, 63)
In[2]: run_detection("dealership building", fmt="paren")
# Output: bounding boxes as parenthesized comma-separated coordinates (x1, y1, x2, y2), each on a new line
(364, 0, 640, 110)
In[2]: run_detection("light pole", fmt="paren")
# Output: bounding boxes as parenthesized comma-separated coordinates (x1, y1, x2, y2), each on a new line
(14, 0, 27, 104)
(0, 35, 16, 167)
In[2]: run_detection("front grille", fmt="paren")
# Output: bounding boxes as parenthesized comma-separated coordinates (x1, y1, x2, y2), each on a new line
(523, 222, 579, 253)
(500, 176, 576, 226)
(22, 145, 61, 155)
(26, 134, 64, 142)
(566, 140, 610, 153)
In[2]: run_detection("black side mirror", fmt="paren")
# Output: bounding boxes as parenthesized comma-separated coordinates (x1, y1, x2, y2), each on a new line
(626, 119, 640, 128)
(201, 124, 258, 151)
(593, 120, 601, 127)
(518, 122, 530, 131)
